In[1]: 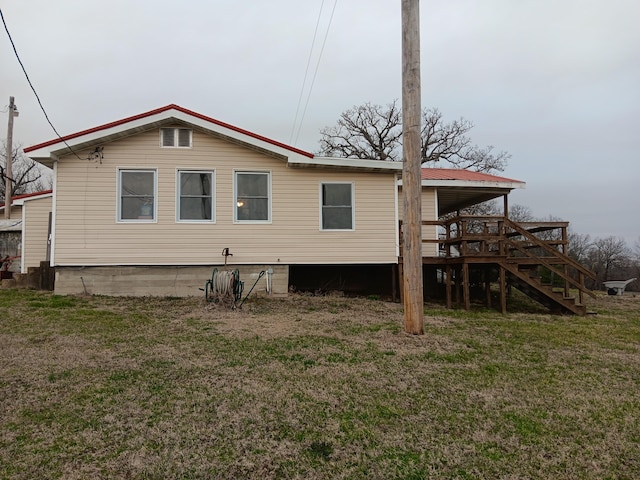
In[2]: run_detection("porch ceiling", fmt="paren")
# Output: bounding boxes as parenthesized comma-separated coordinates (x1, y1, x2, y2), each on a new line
(437, 187, 512, 215)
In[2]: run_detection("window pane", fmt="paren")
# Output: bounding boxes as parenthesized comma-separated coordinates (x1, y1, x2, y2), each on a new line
(237, 198, 268, 221)
(322, 183, 352, 229)
(323, 207, 352, 229)
(120, 171, 155, 220)
(122, 171, 154, 196)
(323, 184, 351, 206)
(161, 128, 174, 147)
(237, 173, 268, 197)
(236, 172, 269, 221)
(180, 197, 212, 220)
(178, 129, 191, 147)
(121, 196, 155, 220)
(181, 172, 211, 196)
(179, 172, 213, 221)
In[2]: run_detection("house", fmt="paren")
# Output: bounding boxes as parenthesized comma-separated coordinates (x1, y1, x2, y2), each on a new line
(25, 104, 589, 312)
(0, 190, 53, 275)
(24, 105, 407, 296)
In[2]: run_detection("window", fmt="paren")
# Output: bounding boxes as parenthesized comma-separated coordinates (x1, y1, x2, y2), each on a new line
(178, 170, 214, 222)
(161, 128, 192, 148)
(118, 169, 157, 222)
(235, 171, 270, 222)
(321, 182, 354, 230)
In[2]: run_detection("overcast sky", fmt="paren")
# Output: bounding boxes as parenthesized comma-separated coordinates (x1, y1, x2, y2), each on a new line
(1, 1, 638, 245)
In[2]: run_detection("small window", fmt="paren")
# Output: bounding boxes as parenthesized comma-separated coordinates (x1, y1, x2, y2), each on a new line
(118, 169, 157, 222)
(178, 170, 214, 222)
(321, 182, 354, 230)
(235, 171, 270, 222)
(161, 128, 192, 148)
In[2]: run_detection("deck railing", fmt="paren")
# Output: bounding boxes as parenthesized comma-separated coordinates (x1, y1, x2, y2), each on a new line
(399, 215, 596, 307)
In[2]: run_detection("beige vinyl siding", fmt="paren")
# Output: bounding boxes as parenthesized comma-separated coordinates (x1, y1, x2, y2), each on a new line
(397, 186, 439, 256)
(421, 187, 439, 256)
(53, 128, 398, 266)
(7, 204, 21, 219)
(22, 197, 52, 270)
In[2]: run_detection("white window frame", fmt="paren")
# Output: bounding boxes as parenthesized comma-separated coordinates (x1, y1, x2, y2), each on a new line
(320, 181, 355, 231)
(176, 169, 215, 223)
(117, 168, 158, 223)
(160, 128, 192, 148)
(234, 170, 272, 223)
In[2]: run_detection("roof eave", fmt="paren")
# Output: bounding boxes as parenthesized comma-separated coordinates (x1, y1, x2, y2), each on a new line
(288, 156, 403, 173)
(24, 105, 315, 164)
(420, 179, 526, 189)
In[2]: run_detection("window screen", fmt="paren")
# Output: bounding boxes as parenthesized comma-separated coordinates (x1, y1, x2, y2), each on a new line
(235, 172, 270, 221)
(179, 171, 213, 221)
(119, 170, 156, 221)
(321, 183, 353, 230)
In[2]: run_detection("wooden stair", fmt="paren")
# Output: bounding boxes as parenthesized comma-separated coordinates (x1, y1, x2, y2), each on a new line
(499, 219, 595, 314)
(400, 215, 597, 315)
(501, 261, 587, 315)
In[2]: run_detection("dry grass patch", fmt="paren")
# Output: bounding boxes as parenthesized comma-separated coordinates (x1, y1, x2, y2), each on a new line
(0, 289, 639, 479)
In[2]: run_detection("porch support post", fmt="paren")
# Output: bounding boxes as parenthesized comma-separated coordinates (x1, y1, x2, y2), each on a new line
(503, 194, 509, 219)
(445, 264, 452, 309)
(500, 266, 507, 314)
(485, 267, 492, 308)
(462, 262, 470, 311)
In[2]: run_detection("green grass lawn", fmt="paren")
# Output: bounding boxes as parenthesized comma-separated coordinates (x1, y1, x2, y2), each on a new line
(0, 289, 639, 479)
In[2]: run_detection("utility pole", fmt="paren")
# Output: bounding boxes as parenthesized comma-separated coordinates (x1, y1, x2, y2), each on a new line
(401, 0, 424, 334)
(4, 96, 18, 220)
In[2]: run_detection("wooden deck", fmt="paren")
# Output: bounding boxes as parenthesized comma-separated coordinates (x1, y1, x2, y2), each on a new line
(399, 216, 597, 315)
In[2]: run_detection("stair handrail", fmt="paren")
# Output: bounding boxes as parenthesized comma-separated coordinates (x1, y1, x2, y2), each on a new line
(503, 219, 596, 299)
(504, 219, 596, 280)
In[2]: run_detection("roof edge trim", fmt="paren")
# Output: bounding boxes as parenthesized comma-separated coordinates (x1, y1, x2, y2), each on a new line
(24, 104, 314, 158)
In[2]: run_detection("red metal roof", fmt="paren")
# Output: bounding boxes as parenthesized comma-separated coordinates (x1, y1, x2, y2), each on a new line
(0, 189, 53, 208)
(421, 168, 522, 183)
(24, 104, 314, 158)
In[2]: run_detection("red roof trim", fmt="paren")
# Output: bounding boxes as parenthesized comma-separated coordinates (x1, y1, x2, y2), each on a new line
(421, 168, 522, 184)
(0, 189, 53, 208)
(24, 104, 314, 158)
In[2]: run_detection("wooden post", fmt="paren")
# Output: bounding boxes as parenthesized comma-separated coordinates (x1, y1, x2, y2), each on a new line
(485, 267, 492, 308)
(401, 0, 423, 334)
(503, 193, 509, 219)
(445, 264, 452, 309)
(462, 263, 470, 310)
(500, 266, 507, 314)
(4, 96, 16, 219)
(562, 226, 570, 298)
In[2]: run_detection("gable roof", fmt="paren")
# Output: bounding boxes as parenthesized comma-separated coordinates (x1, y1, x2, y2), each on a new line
(24, 105, 403, 173)
(0, 190, 53, 210)
(24, 104, 313, 161)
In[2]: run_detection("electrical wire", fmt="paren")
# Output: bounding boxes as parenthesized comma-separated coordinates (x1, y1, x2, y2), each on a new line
(0, 8, 83, 160)
(289, 0, 326, 145)
(293, 0, 338, 146)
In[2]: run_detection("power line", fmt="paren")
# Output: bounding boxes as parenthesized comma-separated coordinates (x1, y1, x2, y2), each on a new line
(289, 0, 326, 145)
(0, 7, 83, 160)
(292, 0, 338, 147)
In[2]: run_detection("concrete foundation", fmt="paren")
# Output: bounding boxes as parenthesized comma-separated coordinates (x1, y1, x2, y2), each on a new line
(54, 265, 289, 297)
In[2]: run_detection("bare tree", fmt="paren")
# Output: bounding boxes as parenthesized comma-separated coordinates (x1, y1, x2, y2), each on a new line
(319, 100, 510, 173)
(588, 236, 632, 285)
(318, 101, 402, 161)
(421, 108, 509, 172)
(567, 231, 593, 265)
(0, 143, 50, 203)
(508, 204, 535, 222)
